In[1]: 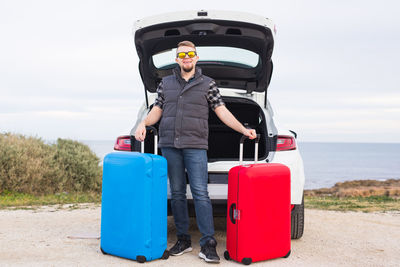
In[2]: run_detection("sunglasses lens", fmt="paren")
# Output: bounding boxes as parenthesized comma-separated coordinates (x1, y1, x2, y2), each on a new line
(177, 51, 197, 59)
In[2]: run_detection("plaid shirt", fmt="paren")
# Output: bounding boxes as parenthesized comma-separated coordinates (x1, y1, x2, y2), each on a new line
(154, 79, 225, 110)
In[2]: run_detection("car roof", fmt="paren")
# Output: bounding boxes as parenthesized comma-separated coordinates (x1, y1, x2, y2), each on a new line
(134, 10, 275, 93)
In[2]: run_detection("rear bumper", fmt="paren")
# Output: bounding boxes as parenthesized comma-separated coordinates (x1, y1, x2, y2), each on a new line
(271, 150, 305, 204)
(167, 183, 228, 200)
(167, 147, 305, 206)
(168, 199, 228, 217)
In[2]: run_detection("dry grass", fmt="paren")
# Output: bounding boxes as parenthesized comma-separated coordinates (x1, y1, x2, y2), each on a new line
(305, 195, 400, 212)
(0, 191, 101, 209)
(305, 179, 400, 198)
(304, 179, 400, 212)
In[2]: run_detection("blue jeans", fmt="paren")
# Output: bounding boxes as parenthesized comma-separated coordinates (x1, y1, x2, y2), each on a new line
(161, 147, 215, 247)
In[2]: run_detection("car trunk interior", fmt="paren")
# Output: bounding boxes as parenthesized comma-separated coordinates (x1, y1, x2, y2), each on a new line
(134, 96, 269, 162)
(208, 96, 268, 162)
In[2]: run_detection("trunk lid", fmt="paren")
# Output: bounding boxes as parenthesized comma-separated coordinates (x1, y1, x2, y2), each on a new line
(134, 10, 275, 94)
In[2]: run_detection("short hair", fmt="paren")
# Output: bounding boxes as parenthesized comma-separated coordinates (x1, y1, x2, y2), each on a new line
(177, 41, 196, 50)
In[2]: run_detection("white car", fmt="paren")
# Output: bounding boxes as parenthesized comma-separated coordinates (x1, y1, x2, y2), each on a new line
(114, 10, 305, 239)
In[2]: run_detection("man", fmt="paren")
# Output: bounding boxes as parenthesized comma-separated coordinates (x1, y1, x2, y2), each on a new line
(135, 41, 256, 263)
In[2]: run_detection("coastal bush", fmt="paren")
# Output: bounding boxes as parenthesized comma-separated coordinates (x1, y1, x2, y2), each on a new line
(0, 133, 102, 195)
(54, 138, 102, 192)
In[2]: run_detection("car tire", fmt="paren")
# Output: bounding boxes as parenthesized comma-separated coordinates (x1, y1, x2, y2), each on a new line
(291, 194, 304, 239)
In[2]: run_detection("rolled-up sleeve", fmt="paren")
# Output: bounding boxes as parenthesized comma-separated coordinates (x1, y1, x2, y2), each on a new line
(153, 81, 164, 109)
(207, 80, 225, 110)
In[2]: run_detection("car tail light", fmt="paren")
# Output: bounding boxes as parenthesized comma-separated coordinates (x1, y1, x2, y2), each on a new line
(276, 135, 296, 151)
(114, 135, 131, 151)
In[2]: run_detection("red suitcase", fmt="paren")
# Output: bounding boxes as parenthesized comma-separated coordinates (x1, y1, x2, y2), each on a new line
(224, 135, 291, 265)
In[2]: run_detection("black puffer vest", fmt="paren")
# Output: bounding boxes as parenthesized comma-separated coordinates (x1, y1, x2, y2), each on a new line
(158, 67, 212, 150)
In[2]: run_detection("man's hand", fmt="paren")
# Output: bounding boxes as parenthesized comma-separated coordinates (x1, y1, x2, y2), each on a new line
(135, 122, 147, 142)
(134, 106, 163, 142)
(242, 128, 257, 139)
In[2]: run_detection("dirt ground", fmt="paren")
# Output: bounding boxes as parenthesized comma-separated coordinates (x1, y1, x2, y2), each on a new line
(0, 205, 399, 267)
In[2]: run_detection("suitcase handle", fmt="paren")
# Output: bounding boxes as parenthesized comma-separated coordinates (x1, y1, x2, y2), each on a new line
(229, 203, 236, 224)
(239, 134, 260, 165)
(139, 126, 158, 154)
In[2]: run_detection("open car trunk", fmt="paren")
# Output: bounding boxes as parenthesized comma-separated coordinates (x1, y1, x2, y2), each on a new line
(133, 96, 270, 162)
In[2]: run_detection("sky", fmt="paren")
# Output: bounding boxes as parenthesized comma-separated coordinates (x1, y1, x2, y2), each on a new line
(1, 0, 399, 143)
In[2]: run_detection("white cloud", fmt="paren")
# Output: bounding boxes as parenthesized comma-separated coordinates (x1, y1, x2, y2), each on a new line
(34, 110, 91, 119)
(342, 96, 400, 107)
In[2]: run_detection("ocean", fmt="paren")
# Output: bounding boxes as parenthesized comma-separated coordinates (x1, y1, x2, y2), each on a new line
(81, 140, 400, 190)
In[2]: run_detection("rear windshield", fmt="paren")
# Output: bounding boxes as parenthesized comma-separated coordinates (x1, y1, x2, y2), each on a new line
(152, 46, 259, 69)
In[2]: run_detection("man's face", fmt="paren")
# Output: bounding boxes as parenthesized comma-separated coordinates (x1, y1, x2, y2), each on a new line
(175, 45, 199, 73)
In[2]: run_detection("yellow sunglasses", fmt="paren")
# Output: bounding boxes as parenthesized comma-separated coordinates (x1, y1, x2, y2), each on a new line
(176, 51, 197, 59)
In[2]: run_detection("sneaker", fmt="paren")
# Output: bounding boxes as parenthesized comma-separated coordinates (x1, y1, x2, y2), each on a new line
(199, 239, 220, 263)
(169, 238, 193, 256)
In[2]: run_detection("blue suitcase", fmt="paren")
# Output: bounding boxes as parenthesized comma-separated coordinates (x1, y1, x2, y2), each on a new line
(100, 128, 168, 263)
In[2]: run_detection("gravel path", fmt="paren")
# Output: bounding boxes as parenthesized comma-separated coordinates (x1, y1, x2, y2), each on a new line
(0, 205, 399, 266)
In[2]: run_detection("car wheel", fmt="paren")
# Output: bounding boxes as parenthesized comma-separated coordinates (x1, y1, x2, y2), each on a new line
(291, 194, 304, 239)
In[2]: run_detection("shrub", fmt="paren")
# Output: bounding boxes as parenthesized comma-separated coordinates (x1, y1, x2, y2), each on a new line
(0, 133, 102, 195)
(54, 138, 102, 193)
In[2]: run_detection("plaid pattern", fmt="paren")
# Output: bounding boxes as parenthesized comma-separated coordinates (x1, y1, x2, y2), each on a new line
(207, 80, 225, 110)
(154, 80, 165, 109)
(154, 79, 225, 110)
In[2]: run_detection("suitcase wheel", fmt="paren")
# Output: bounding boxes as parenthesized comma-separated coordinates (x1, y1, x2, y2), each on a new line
(224, 251, 230, 261)
(242, 258, 252, 265)
(162, 250, 170, 260)
(136, 255, 146, 263)
(100, 247, 107, 255)
(283, 250, 291, 258)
